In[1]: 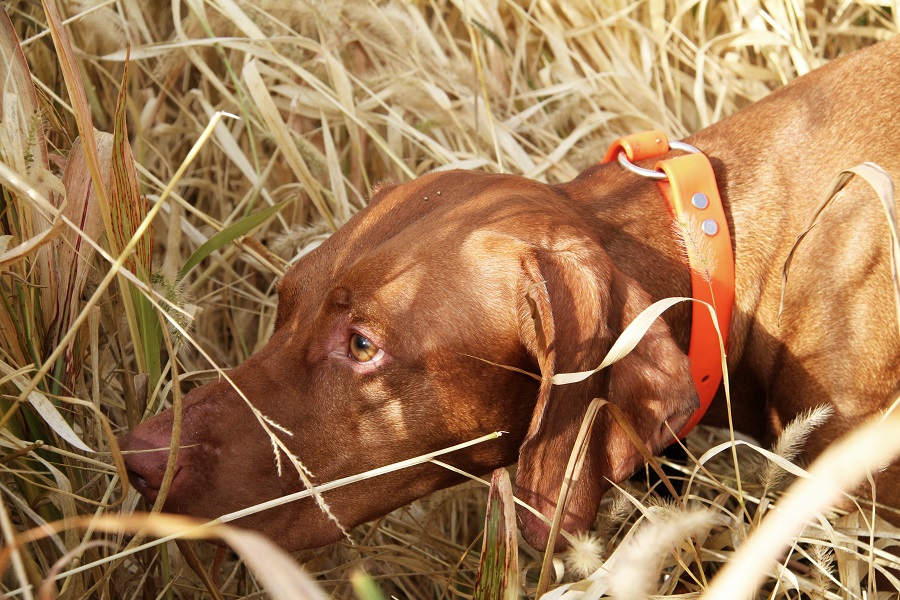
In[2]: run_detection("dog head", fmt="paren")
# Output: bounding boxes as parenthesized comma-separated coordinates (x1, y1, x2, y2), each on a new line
(120, 169, 697, 551)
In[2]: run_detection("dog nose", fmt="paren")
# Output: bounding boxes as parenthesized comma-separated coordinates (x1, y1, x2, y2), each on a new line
(119, 429, 175, 504)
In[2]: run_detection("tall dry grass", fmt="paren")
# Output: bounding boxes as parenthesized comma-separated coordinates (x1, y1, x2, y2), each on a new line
(0, 0, 898, 598)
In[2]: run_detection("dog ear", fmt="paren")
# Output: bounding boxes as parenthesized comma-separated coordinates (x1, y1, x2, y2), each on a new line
(514, 247, 699, 551)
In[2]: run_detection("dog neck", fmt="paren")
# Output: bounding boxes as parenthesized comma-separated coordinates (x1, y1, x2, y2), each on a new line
(603, 132, 735, 437)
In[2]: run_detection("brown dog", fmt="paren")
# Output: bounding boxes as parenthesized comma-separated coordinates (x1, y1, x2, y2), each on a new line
(120, 38, 900, 552)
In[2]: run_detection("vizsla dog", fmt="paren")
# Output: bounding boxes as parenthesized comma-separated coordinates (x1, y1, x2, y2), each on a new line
(120, 38, 900, 553)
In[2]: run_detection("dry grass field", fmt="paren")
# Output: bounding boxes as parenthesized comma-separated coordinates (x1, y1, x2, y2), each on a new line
(0, 0, 898, 598)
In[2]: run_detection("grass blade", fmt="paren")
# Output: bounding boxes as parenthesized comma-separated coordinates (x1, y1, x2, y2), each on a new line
(0, 361, 92, 452)
(179, 200, 288, 281)
(51, 134, 109, 386)
(40, 0, 112, 239)
(350, 571, 388, 600)
(474, 468, 519, 600)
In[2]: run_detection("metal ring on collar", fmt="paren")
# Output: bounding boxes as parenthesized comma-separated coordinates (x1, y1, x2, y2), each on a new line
(616, 140, 701, 180)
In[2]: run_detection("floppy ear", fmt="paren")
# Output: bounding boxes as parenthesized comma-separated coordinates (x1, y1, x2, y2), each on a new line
(514, 246, 699, 551)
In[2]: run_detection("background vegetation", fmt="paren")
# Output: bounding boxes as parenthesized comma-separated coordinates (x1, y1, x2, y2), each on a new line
(0, 0, 897, 598)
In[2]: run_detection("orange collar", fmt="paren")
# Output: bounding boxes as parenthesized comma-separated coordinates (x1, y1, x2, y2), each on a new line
(601, 131, 735, 439)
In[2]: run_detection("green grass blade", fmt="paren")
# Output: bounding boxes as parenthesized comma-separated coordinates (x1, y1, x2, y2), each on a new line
(474, 468, 519, 600)
(350, 571, 387, 600)
(179, 200, 288, 281)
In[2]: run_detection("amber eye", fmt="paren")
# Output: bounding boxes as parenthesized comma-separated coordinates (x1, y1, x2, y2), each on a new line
(349, 333, 380, 362)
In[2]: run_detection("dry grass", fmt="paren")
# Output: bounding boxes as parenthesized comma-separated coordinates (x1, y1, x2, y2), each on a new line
(0, 0, 898, 598)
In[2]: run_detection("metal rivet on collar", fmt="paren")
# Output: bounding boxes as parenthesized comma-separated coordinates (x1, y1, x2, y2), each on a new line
(701, 219, 719, 236)
(691, 192, 709, 209)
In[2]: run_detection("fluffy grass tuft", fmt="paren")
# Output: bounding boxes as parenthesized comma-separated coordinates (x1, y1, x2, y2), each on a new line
(563, 533, 605, 580)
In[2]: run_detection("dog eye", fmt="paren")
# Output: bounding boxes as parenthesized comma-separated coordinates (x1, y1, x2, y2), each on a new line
(349, 333, 380, 362)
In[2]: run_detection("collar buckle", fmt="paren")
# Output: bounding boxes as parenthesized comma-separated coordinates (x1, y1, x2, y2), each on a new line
(615, 139, 702, 180)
